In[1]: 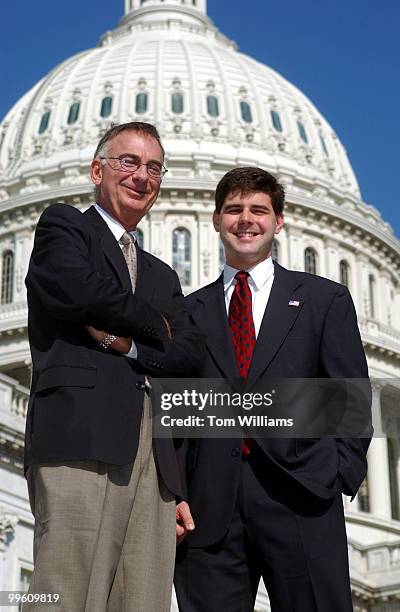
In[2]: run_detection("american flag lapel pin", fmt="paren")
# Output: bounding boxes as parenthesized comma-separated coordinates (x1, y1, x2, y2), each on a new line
(288, 300, 300, 307)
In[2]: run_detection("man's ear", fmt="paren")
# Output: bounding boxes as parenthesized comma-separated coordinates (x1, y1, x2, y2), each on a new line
(212, 210, 220, 233)
(90, 158, 103, 186)
(275, 213, 284, 235)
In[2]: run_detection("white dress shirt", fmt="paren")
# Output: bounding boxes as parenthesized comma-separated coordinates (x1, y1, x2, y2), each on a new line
(94, 204, 138, 359)
(223, 256, 275, 338)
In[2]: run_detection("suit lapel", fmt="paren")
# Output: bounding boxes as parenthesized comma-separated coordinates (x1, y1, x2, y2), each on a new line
(84, 206, 132, 291)
(135, 248, 156, 304)
(247, 263, 304, 383)
(194, 277, 239, 379)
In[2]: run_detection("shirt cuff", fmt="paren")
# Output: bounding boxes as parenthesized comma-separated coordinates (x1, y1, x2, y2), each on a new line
(124, 341, 138, 360)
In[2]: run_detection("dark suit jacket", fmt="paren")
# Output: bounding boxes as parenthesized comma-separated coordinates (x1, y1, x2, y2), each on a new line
(24, 203, 204, 497)
(181, 262, 371, 546)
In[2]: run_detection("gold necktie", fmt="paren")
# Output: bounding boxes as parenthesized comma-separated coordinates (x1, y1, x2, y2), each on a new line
(120, 231, 137, 292)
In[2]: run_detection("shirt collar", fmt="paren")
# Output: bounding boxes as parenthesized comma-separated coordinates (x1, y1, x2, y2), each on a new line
(223, 257, 274, 292)
(94, 203, 138, 243)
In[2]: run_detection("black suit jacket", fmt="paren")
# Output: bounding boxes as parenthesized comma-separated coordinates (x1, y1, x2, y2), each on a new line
(181, 263, 371, 546)
(24, 203, 204, 497)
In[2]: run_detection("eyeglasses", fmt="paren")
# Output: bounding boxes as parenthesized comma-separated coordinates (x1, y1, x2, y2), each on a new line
(100, 155, 167, 178)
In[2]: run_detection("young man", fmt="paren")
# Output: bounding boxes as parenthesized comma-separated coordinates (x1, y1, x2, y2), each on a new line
(174, 167, 370, 611)
(24, 122, 202, 611)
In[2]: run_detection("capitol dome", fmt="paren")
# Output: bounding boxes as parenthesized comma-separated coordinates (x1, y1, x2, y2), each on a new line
(0, 0, 360, 200)
(0, 2, 399, 611)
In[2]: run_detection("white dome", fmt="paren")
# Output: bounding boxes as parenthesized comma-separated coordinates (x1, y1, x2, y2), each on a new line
(0, 0, 360, 200)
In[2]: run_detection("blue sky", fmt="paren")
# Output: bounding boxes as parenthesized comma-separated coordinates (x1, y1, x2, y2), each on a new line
(1, 0, 399, 237)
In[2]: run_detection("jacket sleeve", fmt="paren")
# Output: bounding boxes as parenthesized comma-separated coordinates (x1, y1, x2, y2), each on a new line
(320, 285, 372, 497)
(25, 203, 169, 340)
(135, 270, 206, 377)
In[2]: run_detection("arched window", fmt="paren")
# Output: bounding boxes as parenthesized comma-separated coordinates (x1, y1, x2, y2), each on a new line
(207, 95, 219, 118)
(339, 260, 350, 287)
(297, 121, 308, 144)
(67, 102, 80, 125)
(135, 93, 148, 114)
(369, 274, 376, 318)
(240, 101, 253, 124)
(1, 250, 14, 305)
(172, 228, 191, 286)
(319, 131, 329, 156)
(271, 241, 279, 262)
(357, 477, 370, 513)
(271, 110, 283, 132)
(304, 247, 317, 275)
(136, 228, 144, 249)
(100, 96, 113, 118)
(388, 438, 400, 520)
(38, 111, 51, 134)
(171, 92, 184, 114)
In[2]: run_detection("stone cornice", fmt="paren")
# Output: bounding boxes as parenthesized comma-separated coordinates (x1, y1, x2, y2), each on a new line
(0, 182, 398, 264)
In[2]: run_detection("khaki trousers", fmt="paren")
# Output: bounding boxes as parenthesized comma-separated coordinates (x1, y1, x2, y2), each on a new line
(24, 395, 176, 612)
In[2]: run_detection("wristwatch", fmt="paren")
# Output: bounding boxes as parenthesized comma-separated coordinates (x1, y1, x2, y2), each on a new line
(99, 333, 117, 349)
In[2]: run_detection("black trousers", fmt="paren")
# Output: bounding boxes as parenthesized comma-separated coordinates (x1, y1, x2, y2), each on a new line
(175, 450, 353, 612)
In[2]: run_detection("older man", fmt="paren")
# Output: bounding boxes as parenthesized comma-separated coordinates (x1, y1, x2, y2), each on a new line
(24, 122, 203, 611)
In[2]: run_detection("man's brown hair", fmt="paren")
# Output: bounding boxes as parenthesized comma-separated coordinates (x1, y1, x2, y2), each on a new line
(215, 167, 285, 215)
(93, 121, 165, 159)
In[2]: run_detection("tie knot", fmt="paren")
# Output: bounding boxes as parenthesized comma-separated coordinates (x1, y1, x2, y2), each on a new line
(235, 270, 249, 283)
(120, 231, 135, 247)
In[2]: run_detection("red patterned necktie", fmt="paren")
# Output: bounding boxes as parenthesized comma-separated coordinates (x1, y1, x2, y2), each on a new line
(229, 271, 257, 456)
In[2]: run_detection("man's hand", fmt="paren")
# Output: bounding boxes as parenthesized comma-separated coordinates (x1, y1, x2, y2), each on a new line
(176, 501, 195, 545)
(161, 315, 172, 339)
(86, 326, 132, 354)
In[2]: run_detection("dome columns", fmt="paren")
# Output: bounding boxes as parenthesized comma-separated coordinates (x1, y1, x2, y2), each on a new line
(367, 382, 391, 519)
(197, 211, 214, 286)
(125, 0, 207, 16)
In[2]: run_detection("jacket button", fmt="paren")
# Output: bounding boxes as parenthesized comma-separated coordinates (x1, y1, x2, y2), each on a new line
(136, 381, 146, 391)
(231, 447, 241, 457)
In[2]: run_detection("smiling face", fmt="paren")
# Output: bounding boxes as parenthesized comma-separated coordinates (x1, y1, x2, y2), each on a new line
(90, 130, 163, 230)
(213, 190, 284, 269)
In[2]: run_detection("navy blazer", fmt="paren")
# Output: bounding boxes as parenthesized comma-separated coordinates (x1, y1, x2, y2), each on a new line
(180, 263, 371, 547)
(24, 203, 205, 497)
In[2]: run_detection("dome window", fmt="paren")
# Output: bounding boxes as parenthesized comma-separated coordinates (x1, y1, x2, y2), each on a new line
(240, 101, 253, 124)
(339, 260, 350, 287)
(171, 92, 184, 114)
(297, 121, 308, 144)
(357, 478, 369, 513)
(319, 131, 329, 156)
(67, 102, 80, 125)
(100, 96, 113, 118)
(388, 438, 400, 520)
(271, 110, 283, 133)
(207, 95, 220, 118)
(368, 274, 376, 318)
(38, 111, 51, 134)
(304, 247, 317, 275)
(271, 241, 280, 262)
(136, 228, 144, 249)
(1, 250, 14, 305)
(135, 93, 148, 114)
(172, 228, 191, 286)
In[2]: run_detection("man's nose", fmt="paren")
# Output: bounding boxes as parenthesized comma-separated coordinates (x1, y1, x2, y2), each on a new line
(131, 163, 149, 180)
(238, 210, 252, 224)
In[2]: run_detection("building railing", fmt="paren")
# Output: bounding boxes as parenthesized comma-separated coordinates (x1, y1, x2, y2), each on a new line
(0, 301, 28, 333)
(359, 318, 400, 354)
(0, 373, 29, 421)
(349, 538, 400, 577)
